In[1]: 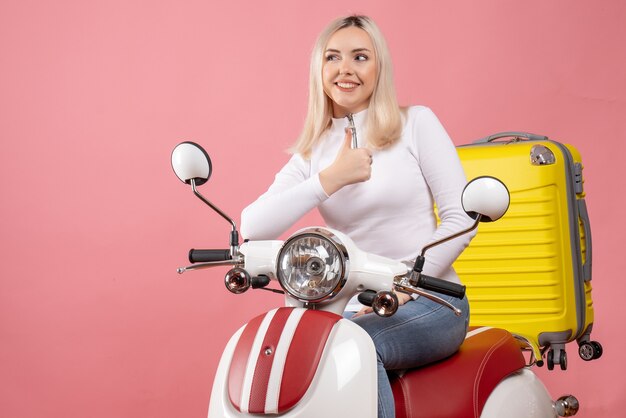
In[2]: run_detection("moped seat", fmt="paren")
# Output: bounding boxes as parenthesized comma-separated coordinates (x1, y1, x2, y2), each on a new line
(390, 326, 526, 418)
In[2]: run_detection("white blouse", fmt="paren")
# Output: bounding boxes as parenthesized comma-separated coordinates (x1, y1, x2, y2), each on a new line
(241, 106, 475, 291)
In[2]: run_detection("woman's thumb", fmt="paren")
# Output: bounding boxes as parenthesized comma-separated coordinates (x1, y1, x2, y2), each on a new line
(343, 128, 353, 148)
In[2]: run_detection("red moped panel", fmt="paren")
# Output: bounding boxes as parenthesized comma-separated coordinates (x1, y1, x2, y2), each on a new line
(391, 327, 526, 418)
(227, 307, 341, 414)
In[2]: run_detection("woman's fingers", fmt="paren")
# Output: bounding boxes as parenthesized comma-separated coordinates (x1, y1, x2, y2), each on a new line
(319, 134, 373, 195)
(352, 306, 373, 318)
(396, 292, 413, 305)
(343, 128, 353, 148)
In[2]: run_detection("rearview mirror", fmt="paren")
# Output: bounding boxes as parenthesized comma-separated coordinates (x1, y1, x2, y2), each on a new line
(461, 176, 510, 222)
(171, 141, 212, 186)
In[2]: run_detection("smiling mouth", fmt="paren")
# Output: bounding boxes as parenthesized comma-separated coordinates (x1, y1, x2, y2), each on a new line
(336, 82, 359, 89)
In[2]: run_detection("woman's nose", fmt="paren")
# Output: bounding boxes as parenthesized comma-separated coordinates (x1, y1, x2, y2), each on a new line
(339, 59, 353, 75)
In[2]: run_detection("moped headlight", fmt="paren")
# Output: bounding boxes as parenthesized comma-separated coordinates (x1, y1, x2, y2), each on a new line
(277, 228, 348, 303)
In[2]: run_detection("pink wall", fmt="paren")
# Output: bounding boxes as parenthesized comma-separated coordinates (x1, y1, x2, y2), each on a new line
(1, 1, 624, 416)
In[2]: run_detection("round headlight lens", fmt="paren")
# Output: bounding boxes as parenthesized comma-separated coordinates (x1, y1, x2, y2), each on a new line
(277, 232, 346, 302)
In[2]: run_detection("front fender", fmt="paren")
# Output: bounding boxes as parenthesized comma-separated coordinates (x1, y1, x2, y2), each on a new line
(208, 307, 377, 417)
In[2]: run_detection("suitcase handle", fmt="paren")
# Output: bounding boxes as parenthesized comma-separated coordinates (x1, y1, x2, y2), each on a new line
(578, 199, 593, 281)
(474, 131, 549, 144)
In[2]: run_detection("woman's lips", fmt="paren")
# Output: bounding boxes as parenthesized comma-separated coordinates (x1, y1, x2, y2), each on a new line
(335, 81, 359, 91)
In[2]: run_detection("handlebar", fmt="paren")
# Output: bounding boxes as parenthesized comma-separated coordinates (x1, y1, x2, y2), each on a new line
(188, 249, 231, 263)
(413, 274, 466, 299)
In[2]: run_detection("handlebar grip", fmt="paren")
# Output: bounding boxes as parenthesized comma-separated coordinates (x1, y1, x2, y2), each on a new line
(188, 249, 231, 263)
(251, 275, 271, 289)
(357, 290, 377, 307)
(416, 275, 466, 299)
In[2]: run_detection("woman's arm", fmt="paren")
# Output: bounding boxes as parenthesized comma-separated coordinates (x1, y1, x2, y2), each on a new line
(411, 107, 476, 278)
(242, 129, 373, 240)
(240, 153, 329, 240)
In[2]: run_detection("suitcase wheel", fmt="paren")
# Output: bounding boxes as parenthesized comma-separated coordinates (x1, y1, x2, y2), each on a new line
(547, 349, 554, 370)
(591, 341, 603, 359)
(559, 350, 568, 370)
(579, 341, 603, 361)
(547, 348, 568, 370)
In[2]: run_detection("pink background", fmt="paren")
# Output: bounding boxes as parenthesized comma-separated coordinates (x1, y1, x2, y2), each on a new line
(1, 1, 625, 417)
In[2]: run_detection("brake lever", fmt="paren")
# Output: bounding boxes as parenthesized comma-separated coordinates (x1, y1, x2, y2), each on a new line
(177, 258, 242, 274)
(394, 275, 462, 317)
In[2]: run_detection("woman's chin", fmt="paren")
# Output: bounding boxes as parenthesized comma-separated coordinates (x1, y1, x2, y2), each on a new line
(332, 101, 369, 117)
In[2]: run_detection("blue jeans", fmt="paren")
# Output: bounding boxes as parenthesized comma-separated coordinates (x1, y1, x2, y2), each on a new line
(345, 292, 470, 418)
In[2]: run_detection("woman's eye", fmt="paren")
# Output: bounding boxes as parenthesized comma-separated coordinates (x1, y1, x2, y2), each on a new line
(325, 54, 339, 61)
(355, 54, 369, 61)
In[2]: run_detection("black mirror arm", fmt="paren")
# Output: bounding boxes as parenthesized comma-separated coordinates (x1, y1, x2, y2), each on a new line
(412, 215, 482, 274)
(190, 178, 240, 256)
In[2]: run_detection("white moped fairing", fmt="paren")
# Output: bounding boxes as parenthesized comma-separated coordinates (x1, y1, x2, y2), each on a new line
(482, 369, 555, 417)
(208, 308, 377, 418)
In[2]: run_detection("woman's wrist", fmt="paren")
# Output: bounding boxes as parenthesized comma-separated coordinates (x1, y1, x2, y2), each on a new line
(319, 166, 342, 196)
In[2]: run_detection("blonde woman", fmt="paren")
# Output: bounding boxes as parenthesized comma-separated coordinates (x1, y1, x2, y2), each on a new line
(241, 15, 473, 418)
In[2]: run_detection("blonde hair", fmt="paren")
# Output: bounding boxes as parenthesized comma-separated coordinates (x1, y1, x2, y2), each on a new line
(292, 15, 403, 158)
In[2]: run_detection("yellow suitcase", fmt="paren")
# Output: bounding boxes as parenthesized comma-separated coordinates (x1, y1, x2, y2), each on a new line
(455, 132, 601, 370)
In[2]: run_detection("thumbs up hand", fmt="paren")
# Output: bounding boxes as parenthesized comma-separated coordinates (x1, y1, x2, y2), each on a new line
(319, 128, 373, 196)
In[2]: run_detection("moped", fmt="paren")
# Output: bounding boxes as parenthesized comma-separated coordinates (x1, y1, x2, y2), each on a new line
(171, 141, 580, 418)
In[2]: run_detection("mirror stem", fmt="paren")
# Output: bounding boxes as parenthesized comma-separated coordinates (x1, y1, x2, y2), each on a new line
(420, 215, 481, 258)
(412, 215, 481, 274)
(190, 179, 240, 257)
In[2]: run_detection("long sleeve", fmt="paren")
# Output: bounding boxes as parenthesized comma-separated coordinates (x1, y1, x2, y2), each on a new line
(409, 107, 476, 279)
(240, 153, 329, 240)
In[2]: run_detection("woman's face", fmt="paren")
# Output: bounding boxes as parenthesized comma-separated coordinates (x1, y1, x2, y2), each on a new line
(322, 26, 378, 118)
